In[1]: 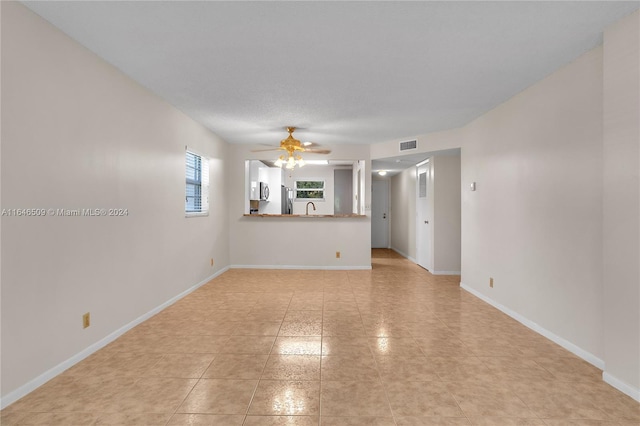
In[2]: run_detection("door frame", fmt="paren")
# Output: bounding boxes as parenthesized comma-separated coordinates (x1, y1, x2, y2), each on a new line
(415, 159, 432, 271)
(371, 179, 390, 248)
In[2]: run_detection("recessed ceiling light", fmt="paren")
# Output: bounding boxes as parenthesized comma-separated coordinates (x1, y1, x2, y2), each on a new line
(303, 141, 313, 146)
(378, 170, 388, 176)
(305, 160, 329, 165)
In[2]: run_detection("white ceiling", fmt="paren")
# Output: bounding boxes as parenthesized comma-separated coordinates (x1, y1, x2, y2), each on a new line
(23, 1, 640, 152)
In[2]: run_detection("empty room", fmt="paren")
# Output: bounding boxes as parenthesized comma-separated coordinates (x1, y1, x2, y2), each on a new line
(1, 1, 639, 425)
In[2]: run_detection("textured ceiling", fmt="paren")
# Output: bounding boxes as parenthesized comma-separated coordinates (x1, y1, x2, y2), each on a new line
(23, 1, 640, 151)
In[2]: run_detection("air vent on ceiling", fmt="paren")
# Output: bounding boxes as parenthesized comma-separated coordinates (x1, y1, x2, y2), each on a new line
(399, 140, 417, 151)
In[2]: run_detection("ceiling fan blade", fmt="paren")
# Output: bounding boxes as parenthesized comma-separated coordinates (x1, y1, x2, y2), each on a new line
(251, 147, 283, 152)
(303, 148, 331, 154)
(256, 128, 331, 156)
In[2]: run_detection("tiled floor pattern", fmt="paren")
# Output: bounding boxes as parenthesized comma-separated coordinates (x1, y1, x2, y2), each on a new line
(2, 249, 639, 425)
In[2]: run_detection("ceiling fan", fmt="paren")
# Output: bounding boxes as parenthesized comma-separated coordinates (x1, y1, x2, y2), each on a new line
(252, 127, 331, 169)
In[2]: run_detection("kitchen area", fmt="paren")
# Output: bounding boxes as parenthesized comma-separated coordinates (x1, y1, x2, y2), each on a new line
(230, 143, 372, 269)
(244, 159, 366, 217)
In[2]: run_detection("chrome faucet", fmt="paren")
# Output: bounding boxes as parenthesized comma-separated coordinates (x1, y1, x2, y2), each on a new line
(305, 201, 316, 215)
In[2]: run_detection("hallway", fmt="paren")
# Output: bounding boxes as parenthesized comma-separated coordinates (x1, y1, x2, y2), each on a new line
(2, 249, 638, 425)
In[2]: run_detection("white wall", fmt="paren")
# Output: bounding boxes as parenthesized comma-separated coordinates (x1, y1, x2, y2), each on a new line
(391, 167, 416, 262)
(229, 144, 371, 269)
(602, 10, 640, 398)
(1, 2, 229, 404)
(432, 155, 461, 274)
(390, 167, 416, 260)
(461, 47, 605, 361)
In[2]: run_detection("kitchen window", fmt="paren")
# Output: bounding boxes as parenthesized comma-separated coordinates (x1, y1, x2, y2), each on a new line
(295, 180, 325, 200)
(185, 149, 209, 216)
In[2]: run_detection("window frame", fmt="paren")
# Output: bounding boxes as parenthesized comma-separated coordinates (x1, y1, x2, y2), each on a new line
(185, 148, 210, 217)
(294, 179, 325, 201)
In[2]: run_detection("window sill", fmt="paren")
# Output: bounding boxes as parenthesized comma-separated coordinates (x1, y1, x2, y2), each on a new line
(185, 212, 209, 218)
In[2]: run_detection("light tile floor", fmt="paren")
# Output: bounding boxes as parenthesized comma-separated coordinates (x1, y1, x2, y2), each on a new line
(2, 249, 639, 425)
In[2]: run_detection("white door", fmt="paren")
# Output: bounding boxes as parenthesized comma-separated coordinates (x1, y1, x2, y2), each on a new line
(356, 168, 362, 215)
(416, 160, 432, 270)
(371, 180, 390, 248)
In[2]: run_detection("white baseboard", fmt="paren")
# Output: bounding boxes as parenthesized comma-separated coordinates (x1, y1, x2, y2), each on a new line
(389, 248, 457, 275)
(229, 264, 372, 270)
(460, 282, 605, 370)
(603, 372, 640, 402)
(390, 247, 416, 263)
(432, 270, 461, 275)
(0, 267, 229, 410)
(460, 283, 640, 402)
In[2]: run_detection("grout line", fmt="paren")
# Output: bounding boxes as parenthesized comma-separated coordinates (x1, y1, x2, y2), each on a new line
(318, 285, 325, 426)
(159, 332, 219, 424)
(242, 290, 294, 423)
(353, 280, 398, 426)
(446, 390, 473, 425)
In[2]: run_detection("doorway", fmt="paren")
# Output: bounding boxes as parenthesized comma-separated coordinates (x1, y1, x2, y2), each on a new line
(371, 179, 390, 248)
(415, 160, 432, 270)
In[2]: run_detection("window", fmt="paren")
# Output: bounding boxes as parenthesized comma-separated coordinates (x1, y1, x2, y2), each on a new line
(185, 149, 209, 216)
(295, 180, 325, 200)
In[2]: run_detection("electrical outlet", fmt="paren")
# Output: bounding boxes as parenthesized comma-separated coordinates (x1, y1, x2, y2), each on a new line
(210, 258, 214, 266)
(489, 277, 494, 288)
(336, 251, 341, 259)
(83, 312, 90, 329)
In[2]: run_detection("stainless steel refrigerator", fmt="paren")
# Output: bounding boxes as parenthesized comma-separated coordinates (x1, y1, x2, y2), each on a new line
(281, 185, 293, 214)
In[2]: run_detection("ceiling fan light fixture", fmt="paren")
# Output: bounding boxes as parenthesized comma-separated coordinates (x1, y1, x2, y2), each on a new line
(251, 127, 331, 170)
(286, 156, 296, 169)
